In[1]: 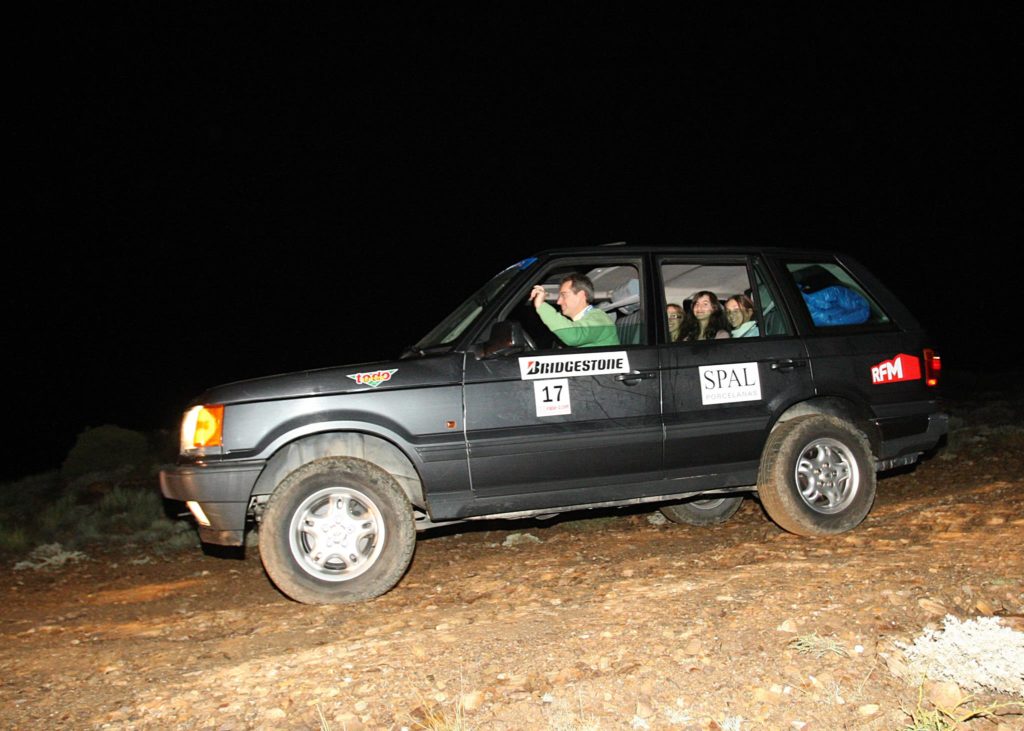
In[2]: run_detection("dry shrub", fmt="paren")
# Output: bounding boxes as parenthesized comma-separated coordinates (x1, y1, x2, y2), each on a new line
(898, 615, 1024, 698)
(61, 425, 152, 480)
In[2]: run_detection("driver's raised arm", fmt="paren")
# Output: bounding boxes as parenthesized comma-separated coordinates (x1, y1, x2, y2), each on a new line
(532, 274, 619, 348)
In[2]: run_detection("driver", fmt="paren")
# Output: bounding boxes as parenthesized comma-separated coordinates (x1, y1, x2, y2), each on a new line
(529, 273, 619, 347)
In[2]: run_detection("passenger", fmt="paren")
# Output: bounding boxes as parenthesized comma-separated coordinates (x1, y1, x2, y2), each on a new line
(666, 303, 684, 342)
(725, 294, 759, 338)
(529, 273, 619, 347)
(679, 291, 730, 341)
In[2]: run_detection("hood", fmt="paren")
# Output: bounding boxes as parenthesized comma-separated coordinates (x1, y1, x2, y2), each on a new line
(192, 355, 463, 407)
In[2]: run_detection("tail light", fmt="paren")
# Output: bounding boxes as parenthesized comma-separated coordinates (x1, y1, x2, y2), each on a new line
(923, 348, 941, 387)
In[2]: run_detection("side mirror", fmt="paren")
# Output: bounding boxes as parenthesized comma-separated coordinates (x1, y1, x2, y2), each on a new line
(475, 320, 527, 359)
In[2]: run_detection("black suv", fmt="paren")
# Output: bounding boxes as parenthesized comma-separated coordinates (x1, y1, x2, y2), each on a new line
(161, 246, 947, 604)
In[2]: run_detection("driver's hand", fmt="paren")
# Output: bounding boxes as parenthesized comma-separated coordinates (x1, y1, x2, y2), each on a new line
(529, 285, 547, 309)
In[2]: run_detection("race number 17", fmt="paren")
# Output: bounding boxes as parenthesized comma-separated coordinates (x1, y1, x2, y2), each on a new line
(534, 378, 571, 416)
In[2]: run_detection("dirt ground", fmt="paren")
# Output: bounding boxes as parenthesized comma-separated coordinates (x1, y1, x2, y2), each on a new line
(2, 381, 1023, 730)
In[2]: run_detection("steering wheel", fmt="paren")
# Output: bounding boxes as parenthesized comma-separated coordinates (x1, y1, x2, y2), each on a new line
(522, 329, 538, 351)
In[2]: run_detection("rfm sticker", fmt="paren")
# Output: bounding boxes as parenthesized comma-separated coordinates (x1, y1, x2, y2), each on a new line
(534, 378, 571, 416)
(871, 354, 921, 384)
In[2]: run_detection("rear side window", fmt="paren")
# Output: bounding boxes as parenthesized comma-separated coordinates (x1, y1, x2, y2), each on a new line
(660, 259, 790, 342)
(784, 261, 891, 328)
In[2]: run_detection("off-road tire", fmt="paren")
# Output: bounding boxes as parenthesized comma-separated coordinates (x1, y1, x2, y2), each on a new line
(259, 457, 416, 604)
(757, 415, 875, 536)
(660, 496, 744, 526)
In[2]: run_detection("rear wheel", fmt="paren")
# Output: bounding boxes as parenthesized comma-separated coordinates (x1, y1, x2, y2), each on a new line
(757, 415, 875, 536)
(660, 496, 743, 526)
(259, 457, 415, 604)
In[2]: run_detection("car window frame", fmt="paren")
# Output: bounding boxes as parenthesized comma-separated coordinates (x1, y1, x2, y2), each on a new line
(478, 254, 649, 352)
(413, 258, 538, 352)
(776, 256, 900, 336)
(654, 253, 795, 344)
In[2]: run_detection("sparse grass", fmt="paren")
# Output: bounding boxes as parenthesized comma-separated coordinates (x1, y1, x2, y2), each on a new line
(717, 716, 744, 731)
(101, 485, 166, 532)
(37, 492, 83, 538)
(315, 703, 330, 730)
(822, 680, 847, 706)
(0, 427, 195, 561)
(404, 697, 469, 731)
(0, 471, 62, 553)
(0, 525, 29, 554)
(544, 687, 602, 731)
(901, 686, 1023, 730)
(788, 632, 849, 658)
(13, 543, 89, 571)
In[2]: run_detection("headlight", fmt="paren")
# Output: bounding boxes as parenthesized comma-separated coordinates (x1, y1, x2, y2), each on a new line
(180, 404, 224, 452)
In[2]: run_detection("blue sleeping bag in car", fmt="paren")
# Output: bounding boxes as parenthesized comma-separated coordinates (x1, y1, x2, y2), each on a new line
(801, 285, 870, 326)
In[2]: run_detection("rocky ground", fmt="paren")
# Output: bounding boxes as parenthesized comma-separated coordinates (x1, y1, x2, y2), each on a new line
(2, 375, 1023, 730)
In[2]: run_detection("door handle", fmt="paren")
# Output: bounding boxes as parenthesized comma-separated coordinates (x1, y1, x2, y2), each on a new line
(616, 371, 657, 385)
(771, 359, 807, 372)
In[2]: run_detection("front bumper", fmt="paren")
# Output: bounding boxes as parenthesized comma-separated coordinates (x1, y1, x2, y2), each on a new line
(160, 460, 265, 546)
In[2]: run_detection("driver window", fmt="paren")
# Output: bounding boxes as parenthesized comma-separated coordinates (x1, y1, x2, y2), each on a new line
(502, 263, 644, 349)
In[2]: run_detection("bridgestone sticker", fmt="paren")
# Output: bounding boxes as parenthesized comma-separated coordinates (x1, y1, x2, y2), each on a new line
(699, 362, 762, 405)
(534, 379, 571, 416)
(518, 352, 630, 380)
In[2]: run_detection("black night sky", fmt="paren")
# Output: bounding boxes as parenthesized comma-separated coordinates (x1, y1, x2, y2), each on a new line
(9, 6, 1019, 481)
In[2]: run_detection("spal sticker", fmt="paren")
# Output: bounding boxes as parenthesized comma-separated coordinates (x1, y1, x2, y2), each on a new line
(699, 362, 761, 405)
(347, 369, 397, 388)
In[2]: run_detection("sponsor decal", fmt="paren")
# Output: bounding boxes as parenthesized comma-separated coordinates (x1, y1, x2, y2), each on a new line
(871, 354, 921, 385)
(518, 352, 631, 380)
(347, 369, 398, 388)
(534, 378, 571, 416)
(699, 362, 762, 405)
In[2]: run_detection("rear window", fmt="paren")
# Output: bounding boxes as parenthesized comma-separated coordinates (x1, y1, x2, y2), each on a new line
(784, 261, 891, 328)
(659, 258, 791, 341)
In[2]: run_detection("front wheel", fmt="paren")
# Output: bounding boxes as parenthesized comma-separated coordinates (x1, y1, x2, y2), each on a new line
(259, 457, 416, 604)
(757, 415, 876, 536)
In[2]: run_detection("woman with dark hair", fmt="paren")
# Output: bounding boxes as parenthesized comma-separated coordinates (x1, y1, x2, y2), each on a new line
(725, 293, 759, 337)
(680, 291, 731, 341)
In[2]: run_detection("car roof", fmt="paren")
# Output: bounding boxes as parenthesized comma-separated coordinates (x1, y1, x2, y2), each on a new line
(531, 244, 846, 259)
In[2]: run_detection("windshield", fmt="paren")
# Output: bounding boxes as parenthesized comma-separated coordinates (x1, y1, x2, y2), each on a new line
(411, 257, 536, 352)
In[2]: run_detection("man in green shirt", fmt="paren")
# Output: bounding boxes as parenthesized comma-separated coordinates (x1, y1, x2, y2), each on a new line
(529, 273, 620, 347)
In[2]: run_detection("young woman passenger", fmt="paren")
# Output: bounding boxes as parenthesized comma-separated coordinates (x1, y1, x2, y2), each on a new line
(680, 291, 730, 341)
(666, 303, 684, 342)
(725, 293, 759, 338)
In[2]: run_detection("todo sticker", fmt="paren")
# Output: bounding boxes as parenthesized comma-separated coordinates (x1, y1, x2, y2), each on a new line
(534, 378, 571, 417)
(347, 369, 397, 388)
